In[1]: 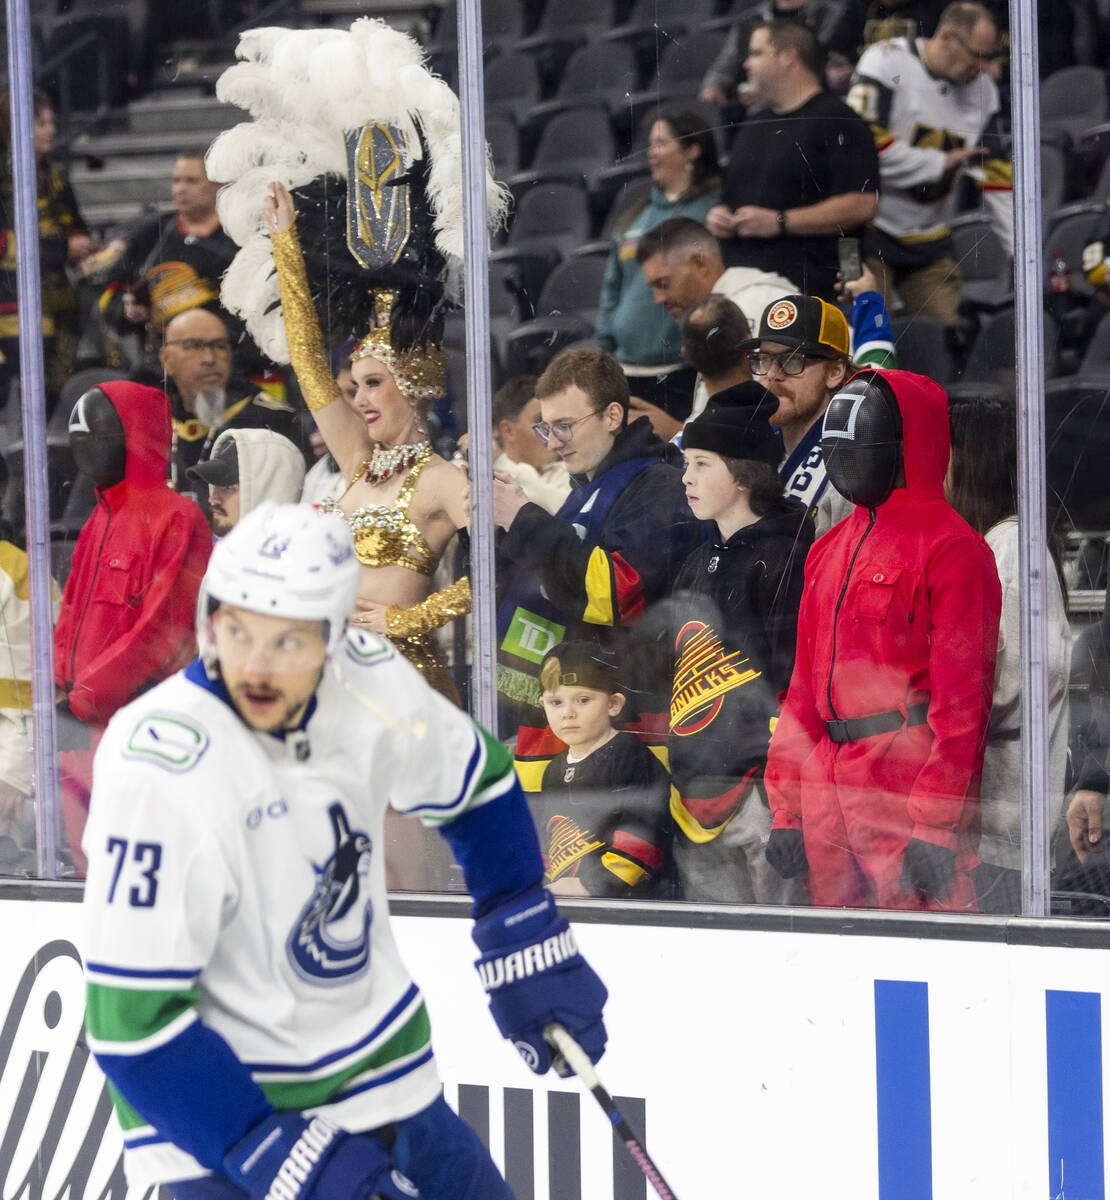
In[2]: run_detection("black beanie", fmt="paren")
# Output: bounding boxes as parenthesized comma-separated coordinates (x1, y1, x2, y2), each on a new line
(682, 382, 783, 466)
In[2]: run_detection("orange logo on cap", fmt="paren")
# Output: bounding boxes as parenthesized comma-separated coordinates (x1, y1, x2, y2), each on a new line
(767, 300, 798, 330)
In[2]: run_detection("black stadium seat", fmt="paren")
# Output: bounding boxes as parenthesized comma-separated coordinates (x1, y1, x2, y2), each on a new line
(523, 42, 640, 139)
(949, 212, 1013, 313)
(501, 253, 610, 376)
(1044, 201, 1105, 296)
(490, 182, 593, 313)
(1045, 374, 1110, 532)
(1041, 65, 1109, 147)
(484, 52, 542, 124)
(507, 107, 617, 201)
(623, 30, 727, 136)
(890, 316, 957, 384)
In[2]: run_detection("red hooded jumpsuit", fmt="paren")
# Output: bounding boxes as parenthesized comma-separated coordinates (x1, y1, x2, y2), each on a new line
(54, 381, 212, 863)
(764, 369, 1002, 910)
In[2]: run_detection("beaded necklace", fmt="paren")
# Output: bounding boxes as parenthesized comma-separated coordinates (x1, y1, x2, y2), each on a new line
(361, 440, 432, 486)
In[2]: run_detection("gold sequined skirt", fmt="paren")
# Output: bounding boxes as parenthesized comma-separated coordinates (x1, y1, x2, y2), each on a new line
(389, 632, 461, 706)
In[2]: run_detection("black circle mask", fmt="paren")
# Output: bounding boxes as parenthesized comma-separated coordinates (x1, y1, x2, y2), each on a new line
(820, 373, 904, 509)
(69, 387, 126, 490)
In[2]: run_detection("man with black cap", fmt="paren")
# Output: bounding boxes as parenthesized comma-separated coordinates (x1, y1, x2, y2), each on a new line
(763, 367, 1001, 911)
(666, 382, 814, 902)
(186, 427, 306, 538)
(741, 293, 856, 534)
(55, 380, 212, 868)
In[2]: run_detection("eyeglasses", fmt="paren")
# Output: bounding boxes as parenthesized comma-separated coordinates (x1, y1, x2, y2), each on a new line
(532, 410, 603, 444)
(749, 350, 833, 376)
(164, 337, 232, 355)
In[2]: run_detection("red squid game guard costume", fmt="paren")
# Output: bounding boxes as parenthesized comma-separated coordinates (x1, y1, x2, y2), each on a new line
(764, 368, 1001, 910)
(54, 380, 211, 867)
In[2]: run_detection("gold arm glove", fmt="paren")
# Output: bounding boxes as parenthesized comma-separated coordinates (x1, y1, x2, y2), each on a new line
(270, 221, 341, 412)
(386, 576, 471, 639)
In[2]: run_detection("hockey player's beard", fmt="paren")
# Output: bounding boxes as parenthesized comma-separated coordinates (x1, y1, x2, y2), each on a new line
(228, 671, 323, 732)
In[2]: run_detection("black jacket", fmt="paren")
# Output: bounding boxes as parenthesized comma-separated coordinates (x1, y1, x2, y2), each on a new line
(667, 502, 813, 841)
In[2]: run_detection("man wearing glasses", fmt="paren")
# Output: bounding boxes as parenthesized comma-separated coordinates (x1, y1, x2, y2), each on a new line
(740, 294, 856, 535)
(491, 348, 701, 763)
(159, 307, 304, 492)
(846, 1, 1010, 323)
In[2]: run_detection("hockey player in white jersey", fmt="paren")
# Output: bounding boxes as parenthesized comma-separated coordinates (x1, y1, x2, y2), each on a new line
(81, 502, 608, 1200)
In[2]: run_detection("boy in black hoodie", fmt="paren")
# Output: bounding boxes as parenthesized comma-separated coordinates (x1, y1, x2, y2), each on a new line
(669, 383, 814, 902)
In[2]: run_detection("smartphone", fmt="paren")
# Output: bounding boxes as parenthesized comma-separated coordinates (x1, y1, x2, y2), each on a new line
(838, 236, 862, 282)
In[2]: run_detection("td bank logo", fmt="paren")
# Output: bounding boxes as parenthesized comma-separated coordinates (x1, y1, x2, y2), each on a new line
(502, 608, 566, 665)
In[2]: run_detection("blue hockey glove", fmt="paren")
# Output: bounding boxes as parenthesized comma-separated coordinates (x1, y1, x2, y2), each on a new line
(472, 884, 607, 1076)
(224, 1112, 422, 1200)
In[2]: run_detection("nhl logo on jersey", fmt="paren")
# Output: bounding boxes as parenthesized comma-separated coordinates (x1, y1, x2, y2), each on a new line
(767, 300, 798, 330)
(286, 803, 375, 984)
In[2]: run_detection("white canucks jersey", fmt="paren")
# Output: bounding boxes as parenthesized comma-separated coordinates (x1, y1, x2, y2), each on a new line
(82, 632, 516, 1188)
(847, 38, 1013, 248)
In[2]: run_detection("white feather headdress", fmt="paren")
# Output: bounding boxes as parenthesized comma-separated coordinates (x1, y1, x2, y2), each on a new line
(210, 18, 508, 364)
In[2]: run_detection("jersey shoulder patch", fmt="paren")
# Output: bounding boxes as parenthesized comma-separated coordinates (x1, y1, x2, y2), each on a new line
(123, 711, 211, 773)
(344, 629, 396, 667)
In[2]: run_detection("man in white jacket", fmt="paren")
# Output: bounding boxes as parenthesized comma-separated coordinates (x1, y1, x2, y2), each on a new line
(187, 428, 306, 537)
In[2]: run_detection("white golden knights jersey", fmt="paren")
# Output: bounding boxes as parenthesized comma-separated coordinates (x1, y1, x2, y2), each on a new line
(847, 37, 1013, 248)
(82, 633, 517, 1189)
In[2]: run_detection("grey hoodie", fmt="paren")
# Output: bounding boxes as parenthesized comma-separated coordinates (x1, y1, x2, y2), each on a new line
(209, 428, 305, 518)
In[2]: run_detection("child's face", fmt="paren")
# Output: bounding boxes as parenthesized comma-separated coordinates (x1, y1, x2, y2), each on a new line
(540, 684, 623, 750)
(682, 449, 743, 524)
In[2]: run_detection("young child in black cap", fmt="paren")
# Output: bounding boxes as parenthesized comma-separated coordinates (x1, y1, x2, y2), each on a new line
(533, 640, 674, 899)
(668, 381, 813, 903)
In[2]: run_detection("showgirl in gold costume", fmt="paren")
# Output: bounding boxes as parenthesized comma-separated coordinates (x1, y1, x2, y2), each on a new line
(264, 181, 469, 700)
(206, 18, 509, 703)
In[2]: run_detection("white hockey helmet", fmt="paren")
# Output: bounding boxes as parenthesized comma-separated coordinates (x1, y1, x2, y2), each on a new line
(198, 500, 360, 661)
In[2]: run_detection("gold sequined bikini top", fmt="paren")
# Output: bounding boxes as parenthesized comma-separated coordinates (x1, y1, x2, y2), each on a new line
(323, 444, 438, 575)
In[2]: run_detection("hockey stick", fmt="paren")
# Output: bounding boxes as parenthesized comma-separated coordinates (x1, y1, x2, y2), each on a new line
(544, 1024, 681, 1200)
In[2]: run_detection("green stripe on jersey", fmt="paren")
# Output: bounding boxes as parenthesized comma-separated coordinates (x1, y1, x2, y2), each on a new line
(259, 1001, 431, 1109)
(109, 1081, 149, 1132)
(475, 726, 513, 795)
(421, 726, 516, 828)
(86, 982, 200, 1044)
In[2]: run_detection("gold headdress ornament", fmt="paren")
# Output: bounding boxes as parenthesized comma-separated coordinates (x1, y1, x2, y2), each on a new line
(351, 288, 446, 405)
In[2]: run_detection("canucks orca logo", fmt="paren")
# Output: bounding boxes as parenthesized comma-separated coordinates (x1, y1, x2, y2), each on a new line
(286, 803, 374, 985)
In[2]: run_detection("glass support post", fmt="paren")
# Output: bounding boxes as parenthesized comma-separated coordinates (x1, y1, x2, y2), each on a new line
(6, 0, 60, 879)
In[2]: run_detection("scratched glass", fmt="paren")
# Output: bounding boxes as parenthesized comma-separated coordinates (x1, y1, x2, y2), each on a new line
(0, 3, 1079, 922)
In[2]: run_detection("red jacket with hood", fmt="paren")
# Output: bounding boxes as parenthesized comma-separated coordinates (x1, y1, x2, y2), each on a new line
(54, 381, 212, 725)
(764, 369, 1002, 910)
